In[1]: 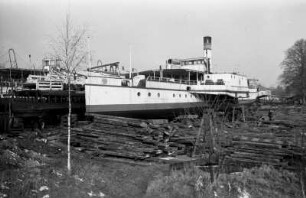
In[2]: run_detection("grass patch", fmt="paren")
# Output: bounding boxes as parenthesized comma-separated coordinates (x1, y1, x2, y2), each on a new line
(145, 168, 212, 198)
(0, 155, 168, 198)
(145, 165, 303, 198)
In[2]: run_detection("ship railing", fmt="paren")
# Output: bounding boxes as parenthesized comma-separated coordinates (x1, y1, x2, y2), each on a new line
(147, 76, 197, 85)
(11, 96, 46, 103)
(36, 81, 64, 91)
(7, 94, 84, 104)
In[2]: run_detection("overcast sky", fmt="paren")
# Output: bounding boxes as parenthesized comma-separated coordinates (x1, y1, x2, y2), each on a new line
(1, 0, 306, 87)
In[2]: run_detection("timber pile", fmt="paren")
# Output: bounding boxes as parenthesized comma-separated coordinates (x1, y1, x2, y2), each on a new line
(223, 122, 306, 169)
(50, 114, 200, 160)
(270, 105, 306, 126)
(45, 106, 306, 170)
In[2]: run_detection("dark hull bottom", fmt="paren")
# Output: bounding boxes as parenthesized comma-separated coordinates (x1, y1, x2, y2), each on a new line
(86, 107, 205, 119)
(86, 102, 218, 119)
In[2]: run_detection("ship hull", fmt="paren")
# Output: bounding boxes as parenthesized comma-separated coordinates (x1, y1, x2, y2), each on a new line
(85, 84, 207, 118)
(85, 77, 268, 118)
(86, 102, 206, 118)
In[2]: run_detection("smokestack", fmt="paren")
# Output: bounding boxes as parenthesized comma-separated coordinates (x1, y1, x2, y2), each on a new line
(203, 36, 212, 73)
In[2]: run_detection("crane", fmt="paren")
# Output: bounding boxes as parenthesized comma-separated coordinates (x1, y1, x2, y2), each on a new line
(8, 48, 18, 81)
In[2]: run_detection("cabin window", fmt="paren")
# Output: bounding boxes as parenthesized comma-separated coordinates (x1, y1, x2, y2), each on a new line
(185, 94, 187, 98)
(137, 92, 141, 96)
(148, 92, 151, 97)
(173, 93, 175, 97)
(179, 94, 181, 98)
(158, 93, 160, 97)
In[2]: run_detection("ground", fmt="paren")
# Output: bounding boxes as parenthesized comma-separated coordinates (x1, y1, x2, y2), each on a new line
(0, 104, 305, 198)
(0, 131, 170, 198)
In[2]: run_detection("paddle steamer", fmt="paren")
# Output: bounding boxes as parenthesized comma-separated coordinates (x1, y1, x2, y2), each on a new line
(85, 36, 270, 118)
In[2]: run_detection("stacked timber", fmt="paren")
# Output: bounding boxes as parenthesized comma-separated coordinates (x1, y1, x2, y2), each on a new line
(223, 124, 306, 169)
(53, 114, 200, 160)
(45, 111, 306, 170)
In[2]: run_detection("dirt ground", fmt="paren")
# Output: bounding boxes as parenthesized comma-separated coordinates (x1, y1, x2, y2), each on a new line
(0, 127, 171, 198)
(0, 104, 306, 198)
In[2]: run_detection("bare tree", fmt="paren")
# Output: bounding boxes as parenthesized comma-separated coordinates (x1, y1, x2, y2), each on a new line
(280, 39, 306, 103)
(49, 14, 88, 174)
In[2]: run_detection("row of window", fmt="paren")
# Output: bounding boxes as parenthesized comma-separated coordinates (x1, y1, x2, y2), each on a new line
(137, 92, 193, 98)
(181, 60, 204, 65)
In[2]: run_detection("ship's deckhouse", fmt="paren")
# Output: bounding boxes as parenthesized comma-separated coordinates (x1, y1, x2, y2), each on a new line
(139, 68, 205, 85)
(166, 57, 207, 72)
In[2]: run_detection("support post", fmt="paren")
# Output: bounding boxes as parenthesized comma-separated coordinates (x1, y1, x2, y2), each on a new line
(232, 106, 236, 122)
(192, 114, 205, 157)
(241, 105, 245, 122)
(207, 109, 216, 183)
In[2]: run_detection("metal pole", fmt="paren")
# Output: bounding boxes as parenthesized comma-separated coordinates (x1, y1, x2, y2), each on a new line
(87, 36, 92, 70)
(129, 46, 132, 79)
